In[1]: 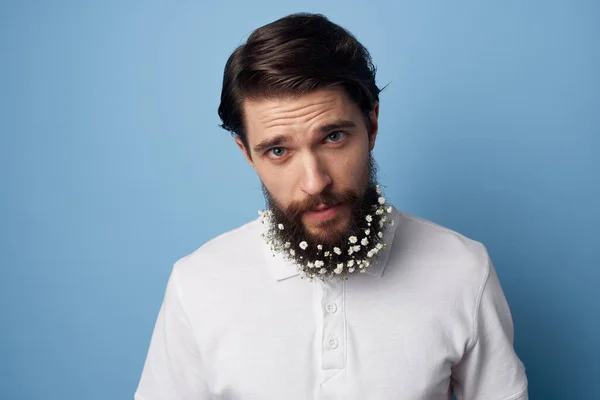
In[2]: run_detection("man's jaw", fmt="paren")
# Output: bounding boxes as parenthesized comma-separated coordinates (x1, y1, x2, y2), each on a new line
(301, 203, 352, 244)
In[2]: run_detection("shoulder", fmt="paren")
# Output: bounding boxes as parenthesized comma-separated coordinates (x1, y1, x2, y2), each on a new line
(172, 218, 266, 283)
(390, 210, 491, 289)
(396, 211, 488, 257)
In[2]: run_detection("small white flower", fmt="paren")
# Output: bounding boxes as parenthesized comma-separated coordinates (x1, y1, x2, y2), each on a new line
(315, 260, 325, 268)
(348, 248, 354, 255)
(375, 184, 382, 195)
(387, 206, 393, 213)
(379, 220, 385, 228)
(347, 260, 355, 267)
(317, 244, 323, 251)
(319, 267, 327, 274)
(307, 262, 314, 268)
(353, 245, 361, 252)
(359, 268, 367, 273)
(349, 267, 356, 273)
(284, 242, 291, 248)
(376, 243, 384, 250)
(376, 208, 384, 215)
(334, 265, 343, 274)
(365, 215, 373, 222)
(333, 247, 342, 255)
(324, 251, 330, 257)
(361, 237, 369, 246)
(290, 249, 296, 256)
(348, 236, 358, 244)
(278, 223, 284, 230)
(299, 241, 308, 250)
(378, 231, 383, 238)
(367, 250, 374, 258)
(378, 196, 386, 205)
(364, 229, 370, 235)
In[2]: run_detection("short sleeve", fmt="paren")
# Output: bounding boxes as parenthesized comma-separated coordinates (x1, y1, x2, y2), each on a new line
(451, 255, 528, 400)
(134, 265, 211, 400)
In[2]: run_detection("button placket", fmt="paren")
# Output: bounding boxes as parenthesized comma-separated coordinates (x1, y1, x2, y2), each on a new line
(325, 303, 337, 313)
(320, 278, 345, 370)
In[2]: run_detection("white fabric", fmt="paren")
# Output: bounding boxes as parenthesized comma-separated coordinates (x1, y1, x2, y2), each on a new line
(135, 209, 528, 400)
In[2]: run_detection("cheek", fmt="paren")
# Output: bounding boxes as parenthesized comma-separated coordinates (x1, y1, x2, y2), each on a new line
(330, 150, 370, 188)
(255, 164, 295, 203)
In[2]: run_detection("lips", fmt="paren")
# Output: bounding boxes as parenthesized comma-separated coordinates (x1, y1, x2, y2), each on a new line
(304, 203, 342, 222)
(311, 203, 337, 211)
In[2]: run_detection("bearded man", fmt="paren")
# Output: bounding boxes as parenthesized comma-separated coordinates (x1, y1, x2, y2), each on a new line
(135, 13, 528, 400)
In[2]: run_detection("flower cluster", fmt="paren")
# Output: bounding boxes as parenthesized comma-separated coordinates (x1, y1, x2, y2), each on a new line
(259, 184, 395, 281)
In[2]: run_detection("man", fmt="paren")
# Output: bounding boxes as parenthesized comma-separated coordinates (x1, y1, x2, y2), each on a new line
(135, 13, 528, 400)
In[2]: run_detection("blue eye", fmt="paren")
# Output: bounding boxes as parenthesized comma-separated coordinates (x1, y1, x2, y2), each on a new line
(268, 147, 286, 157)
(325, 131, 345, 143)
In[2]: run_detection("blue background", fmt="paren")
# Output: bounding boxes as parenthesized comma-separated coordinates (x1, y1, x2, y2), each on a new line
(1, 1, 598, 399)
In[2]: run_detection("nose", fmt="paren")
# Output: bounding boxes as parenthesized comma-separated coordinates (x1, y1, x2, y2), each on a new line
(299, 154, 332, 196)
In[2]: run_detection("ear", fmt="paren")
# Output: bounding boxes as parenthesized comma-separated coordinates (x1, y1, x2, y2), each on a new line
(235, 137, 254, 166)
(368, 102, 379, 151)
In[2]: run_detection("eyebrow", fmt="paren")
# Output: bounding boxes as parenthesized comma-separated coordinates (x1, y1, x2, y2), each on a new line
(318, 120, 357, 134)
(252, 119, 357, 154)
(253, 135, 289, 154)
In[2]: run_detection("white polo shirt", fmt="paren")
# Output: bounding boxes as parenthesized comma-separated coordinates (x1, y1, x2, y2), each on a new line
(135, 209, 528, 400)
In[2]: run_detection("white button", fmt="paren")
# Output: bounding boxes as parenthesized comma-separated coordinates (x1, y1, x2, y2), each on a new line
(328, 338, 339, 349)
(325, 303, 337, 313)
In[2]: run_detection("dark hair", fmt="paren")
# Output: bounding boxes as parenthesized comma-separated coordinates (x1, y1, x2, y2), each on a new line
(218, 13, 381, 149)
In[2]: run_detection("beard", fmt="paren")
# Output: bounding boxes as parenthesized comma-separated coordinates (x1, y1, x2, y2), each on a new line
(261, 155, 391, 276)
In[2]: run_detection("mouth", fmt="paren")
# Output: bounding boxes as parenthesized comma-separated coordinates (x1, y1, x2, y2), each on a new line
(304, 203, 343, 222)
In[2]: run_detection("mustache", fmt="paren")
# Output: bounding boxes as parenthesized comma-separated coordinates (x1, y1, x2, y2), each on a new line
(285, 189, 360, 220)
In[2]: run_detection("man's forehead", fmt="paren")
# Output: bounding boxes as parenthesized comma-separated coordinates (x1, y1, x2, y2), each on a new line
(242, 87, 360, 140)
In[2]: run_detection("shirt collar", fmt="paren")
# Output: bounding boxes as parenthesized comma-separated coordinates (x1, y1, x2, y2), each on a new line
(262, 207, 400, 282)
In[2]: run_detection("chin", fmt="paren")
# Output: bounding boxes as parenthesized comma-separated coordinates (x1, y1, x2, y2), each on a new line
(304, 216, 350, 244)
